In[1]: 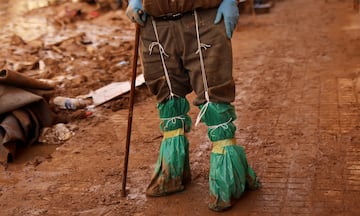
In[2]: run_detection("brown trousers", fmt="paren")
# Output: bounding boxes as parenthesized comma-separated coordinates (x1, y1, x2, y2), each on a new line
(139, 8, 235, 106)
(142, 0, 222, 17)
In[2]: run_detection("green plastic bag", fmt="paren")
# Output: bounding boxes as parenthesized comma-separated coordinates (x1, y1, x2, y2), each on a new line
(146, 97, 192, 196)
(201, 102, 261, 211)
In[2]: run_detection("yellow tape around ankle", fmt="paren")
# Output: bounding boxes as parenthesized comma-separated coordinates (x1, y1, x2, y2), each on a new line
(212, 138, 236, 154)
(163, 128, 185, 139)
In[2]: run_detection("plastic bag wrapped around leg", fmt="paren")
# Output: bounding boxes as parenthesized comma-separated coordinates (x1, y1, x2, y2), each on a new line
(146, 97, 192, 196)
(200, 102, 260, 211)
(209, 144, 260, 211)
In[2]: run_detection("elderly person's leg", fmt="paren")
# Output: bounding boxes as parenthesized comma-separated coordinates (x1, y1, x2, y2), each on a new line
(140, 17, 193, 196)
(183, 8, 261, 211)
(146, 97, 192, 196)
(200, 103, 260, 211)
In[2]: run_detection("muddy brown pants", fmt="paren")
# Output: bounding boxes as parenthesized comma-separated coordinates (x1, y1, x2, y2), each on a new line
(139, 8, 235, 106)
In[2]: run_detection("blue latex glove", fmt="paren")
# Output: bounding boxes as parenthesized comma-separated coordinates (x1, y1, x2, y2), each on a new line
(214, 0, 239, 39)
(126, 0, 146, 26)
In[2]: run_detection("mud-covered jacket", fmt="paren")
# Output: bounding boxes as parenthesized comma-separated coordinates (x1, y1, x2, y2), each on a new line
(143, 0, 223, 17)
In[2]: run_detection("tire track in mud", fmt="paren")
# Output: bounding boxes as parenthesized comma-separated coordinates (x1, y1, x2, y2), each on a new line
(334, 77, 360, 215)
(234, 0, 360, 215)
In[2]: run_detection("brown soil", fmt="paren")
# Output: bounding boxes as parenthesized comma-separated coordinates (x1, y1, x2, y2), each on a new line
(1, 0, 360, 215)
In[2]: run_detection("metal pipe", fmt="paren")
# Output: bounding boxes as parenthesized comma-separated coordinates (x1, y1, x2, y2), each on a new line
(0, 69, 54, 90)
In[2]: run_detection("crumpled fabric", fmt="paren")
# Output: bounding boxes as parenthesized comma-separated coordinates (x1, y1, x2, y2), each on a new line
(0, 108, 39, 162)
(0, 70, 54, 163)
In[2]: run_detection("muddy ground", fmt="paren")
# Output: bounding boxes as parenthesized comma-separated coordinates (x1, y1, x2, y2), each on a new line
(1, 0, 360, 215)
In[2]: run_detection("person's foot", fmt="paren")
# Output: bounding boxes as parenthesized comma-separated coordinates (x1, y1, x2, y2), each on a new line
(146, 184, 185, 197)
(208, 202, 232, 212)
(146, 164, 191, 197)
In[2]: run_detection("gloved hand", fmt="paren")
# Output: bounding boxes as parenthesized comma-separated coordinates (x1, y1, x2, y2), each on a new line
(214, 0, 239, 39)
(126, 0, 146, 26)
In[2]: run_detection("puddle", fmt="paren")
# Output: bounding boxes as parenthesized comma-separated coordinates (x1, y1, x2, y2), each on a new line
(342, 15, 360, 31)
(0, 0, 58, 42)
(0, 0, 8, 27)
(1, 0, 132, 45)
(7, 0, 56, 16)
(8, 16, 56, 42)
(5, 143, 59, 171)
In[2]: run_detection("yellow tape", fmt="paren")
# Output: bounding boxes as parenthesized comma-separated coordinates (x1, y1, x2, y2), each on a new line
(163, 128, 185, 139)
(212, 138, 236, 154)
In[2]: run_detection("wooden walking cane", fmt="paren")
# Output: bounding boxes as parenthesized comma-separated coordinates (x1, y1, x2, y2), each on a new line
(121, 24, 141, 197)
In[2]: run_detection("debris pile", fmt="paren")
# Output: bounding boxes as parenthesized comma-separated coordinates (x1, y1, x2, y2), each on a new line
(0, 0, 147, 164)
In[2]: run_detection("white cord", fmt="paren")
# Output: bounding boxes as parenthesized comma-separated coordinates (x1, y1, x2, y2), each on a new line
(149, 19, 175, 98)
(194, 10, 211, 126)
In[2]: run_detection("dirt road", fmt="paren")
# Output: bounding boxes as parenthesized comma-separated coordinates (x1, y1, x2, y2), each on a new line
(1, 0, 360, 215)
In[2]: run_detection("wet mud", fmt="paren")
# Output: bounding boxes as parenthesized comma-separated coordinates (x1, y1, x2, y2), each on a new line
(1, 0, 360, 215)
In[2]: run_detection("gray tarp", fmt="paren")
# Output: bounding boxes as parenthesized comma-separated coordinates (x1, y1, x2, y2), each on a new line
(0, 69, 54, 163)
